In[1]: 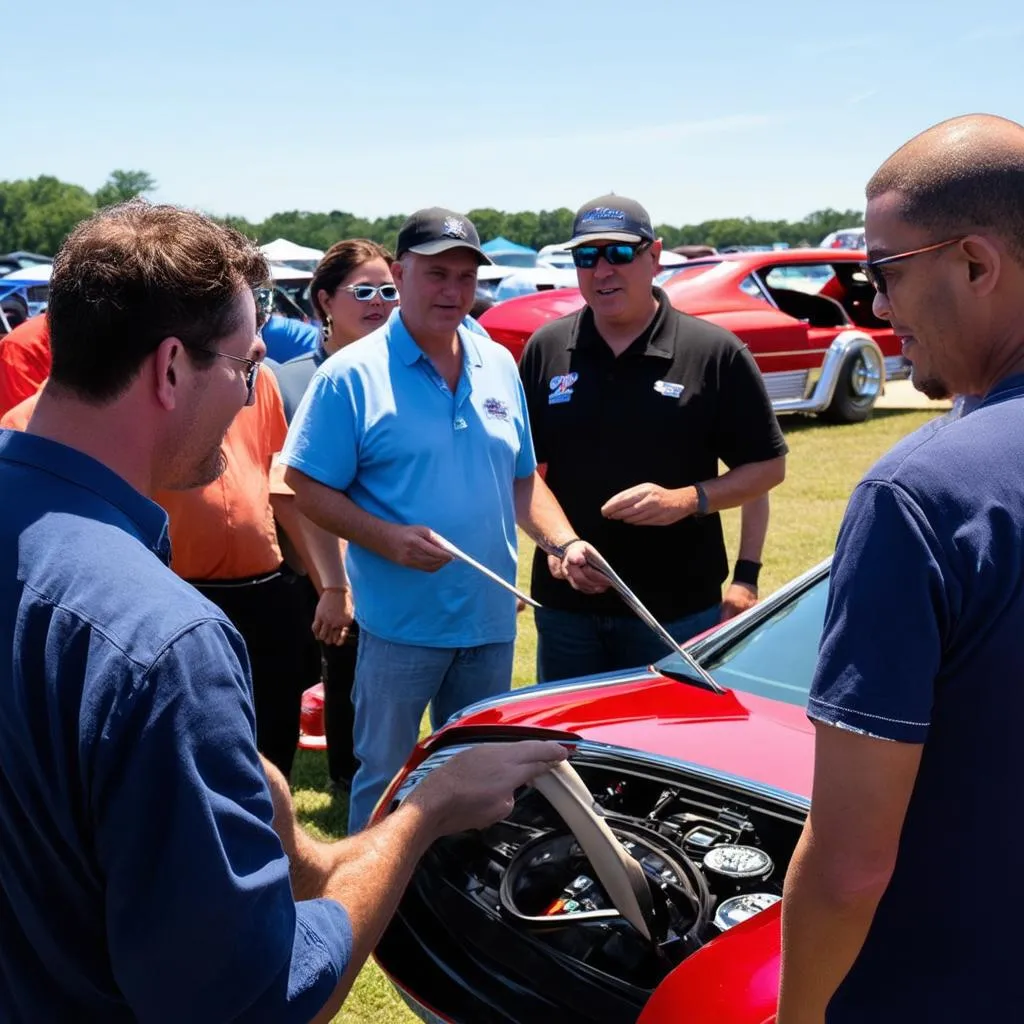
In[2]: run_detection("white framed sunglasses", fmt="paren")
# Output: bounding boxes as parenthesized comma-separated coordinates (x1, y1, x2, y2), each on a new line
(343, 283, 399, 302)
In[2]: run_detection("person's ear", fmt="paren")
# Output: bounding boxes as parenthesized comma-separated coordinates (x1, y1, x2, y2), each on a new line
(961, 235, 1000, 297)
(154, 337, 183, 411)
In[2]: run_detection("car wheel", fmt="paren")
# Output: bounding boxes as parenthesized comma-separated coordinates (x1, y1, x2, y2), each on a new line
(820, 347, 883, 424)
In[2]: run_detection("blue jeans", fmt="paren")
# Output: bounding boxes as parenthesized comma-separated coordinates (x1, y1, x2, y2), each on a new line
(347, 631, 514, 833)
(535, 605, 721, 683)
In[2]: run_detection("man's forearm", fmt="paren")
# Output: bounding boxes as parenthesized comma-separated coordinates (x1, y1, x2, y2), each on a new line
(778, 826, 887, 1024)
(737, 493, 769, 563)
(700, 455, 785, 515)
(269, 492, 348, 591)
(513, 472, 579, 554)
(284, 467, 396, 560)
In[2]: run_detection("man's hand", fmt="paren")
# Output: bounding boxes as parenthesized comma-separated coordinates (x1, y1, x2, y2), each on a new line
(720, 582, 758, 622)
(387, 525, 454, 572)
(601, 482, 696, 526)
(312, 587, 354, 645)
(407, 741, 569, 838)
(558, 540, 612, 594)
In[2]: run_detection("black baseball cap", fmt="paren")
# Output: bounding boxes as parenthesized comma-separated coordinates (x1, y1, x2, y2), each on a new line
(395, 207, 493, 265)
(565, 194, 655, 248)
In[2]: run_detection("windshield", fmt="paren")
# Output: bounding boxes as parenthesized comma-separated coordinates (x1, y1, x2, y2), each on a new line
(657, 573, 829, 707)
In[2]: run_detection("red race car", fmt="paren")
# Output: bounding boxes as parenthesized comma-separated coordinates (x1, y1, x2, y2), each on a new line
(479, 248, 909, 424)
(349, 560, 830, 1024)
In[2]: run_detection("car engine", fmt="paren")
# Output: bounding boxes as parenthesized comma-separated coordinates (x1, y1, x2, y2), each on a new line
(376, 741, 807, 1024)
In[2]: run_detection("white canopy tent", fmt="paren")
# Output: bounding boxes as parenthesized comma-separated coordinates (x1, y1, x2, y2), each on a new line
(259, 238, 324, 269)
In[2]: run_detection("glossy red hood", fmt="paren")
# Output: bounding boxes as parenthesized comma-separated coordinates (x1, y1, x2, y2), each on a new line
(451, 672, 814, 799)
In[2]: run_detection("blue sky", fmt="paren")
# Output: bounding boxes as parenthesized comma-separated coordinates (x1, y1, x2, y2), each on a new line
(8, 0, 1023, 226)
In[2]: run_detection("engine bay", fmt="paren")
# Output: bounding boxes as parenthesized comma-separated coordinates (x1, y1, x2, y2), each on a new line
(382, 743, 807, 1020)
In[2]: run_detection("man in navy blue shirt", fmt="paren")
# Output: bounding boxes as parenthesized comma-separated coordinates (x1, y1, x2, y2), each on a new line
(778, 114, 1024, 1022)
(0, 200, 567, 1023)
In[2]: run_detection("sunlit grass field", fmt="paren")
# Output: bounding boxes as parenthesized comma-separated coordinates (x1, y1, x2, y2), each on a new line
(289, 407, 942, 1024)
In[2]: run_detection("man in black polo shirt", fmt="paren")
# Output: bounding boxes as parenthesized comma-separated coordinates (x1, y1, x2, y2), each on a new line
(520, 195, 787, 680)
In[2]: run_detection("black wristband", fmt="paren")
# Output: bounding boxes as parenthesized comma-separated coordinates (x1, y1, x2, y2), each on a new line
(693, 482, 710, 517)
(553, 536, 583, 557)
(732, 559, 761, 587)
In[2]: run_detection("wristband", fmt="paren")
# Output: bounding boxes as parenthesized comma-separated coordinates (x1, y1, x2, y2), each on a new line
(693, 482, 710, 517)
(732, 559, 761, 587)
(322, 585, 350, 593)
(553, 537, 583, 557)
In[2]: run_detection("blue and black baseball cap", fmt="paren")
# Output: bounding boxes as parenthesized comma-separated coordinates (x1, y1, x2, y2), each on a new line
(395, 207, 493, 265)
(565, 194, 656, 248)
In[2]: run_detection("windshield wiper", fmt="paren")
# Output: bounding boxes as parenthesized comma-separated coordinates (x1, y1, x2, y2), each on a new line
(581, 547, 726, 695)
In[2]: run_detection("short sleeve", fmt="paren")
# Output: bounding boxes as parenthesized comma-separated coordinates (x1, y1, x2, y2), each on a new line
(280, 370, 361, 492)
(511, 365, 537, 479)
(808, 480, 949, 743)
(93, 619, 352, 1023)
(518, 334, 548, 464)
(713, 342, 788, 469)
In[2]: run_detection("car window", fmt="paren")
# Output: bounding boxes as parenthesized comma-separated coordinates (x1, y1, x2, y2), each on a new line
(738, 275, 769, 301)
(762, 264, 835, 295)
(672, 575, 829, 707)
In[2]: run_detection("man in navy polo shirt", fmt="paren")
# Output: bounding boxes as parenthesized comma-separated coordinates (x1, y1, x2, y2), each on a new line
(282, 207, 605, 832)
(0, 201, 569, 1023)
(778, 114, 1024, 1021)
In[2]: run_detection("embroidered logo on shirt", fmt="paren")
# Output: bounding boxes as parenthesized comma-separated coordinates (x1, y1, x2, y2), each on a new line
(442, 216, 468, 239)
(653, 380, 684, 398)
(483, 397, 510, 421)
(548, 372, 579, 405)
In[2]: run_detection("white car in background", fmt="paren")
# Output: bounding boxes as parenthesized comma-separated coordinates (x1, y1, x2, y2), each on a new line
(820, 227, 865, 250)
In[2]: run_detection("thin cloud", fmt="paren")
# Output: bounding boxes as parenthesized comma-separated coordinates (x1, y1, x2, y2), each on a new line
(965, 22, 1024, 41)
(847, 89, 879, 107)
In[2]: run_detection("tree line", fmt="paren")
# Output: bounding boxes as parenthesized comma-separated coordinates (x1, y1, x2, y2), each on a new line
(0, 169, 863, 257)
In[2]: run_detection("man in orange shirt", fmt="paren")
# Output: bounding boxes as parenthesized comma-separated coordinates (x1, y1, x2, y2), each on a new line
(3, 363, 347, 777)
(0, 314, 50, 417)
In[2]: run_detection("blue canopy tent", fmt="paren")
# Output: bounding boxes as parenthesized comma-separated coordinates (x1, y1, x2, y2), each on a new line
(482, 236, 538, 268)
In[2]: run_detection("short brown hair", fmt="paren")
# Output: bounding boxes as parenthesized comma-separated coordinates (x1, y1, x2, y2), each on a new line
(309, 239, 393, 321)
(866, 117, 1024, 264)
(47, 201, 269, 402)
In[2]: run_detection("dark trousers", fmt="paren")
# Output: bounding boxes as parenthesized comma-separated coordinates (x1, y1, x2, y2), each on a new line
(298, 577, 359, 785)
(192, 566, 319, 778)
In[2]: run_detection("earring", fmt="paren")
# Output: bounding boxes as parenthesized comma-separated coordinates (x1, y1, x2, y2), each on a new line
(323, 313, 332, 344)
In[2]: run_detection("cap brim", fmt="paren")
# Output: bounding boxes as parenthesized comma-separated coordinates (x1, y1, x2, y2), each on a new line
(564, 231, 645, 249)
(404, 239, 493, 265)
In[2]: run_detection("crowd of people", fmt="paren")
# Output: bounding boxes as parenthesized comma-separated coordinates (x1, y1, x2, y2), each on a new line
(1, 111, 1022, 1022)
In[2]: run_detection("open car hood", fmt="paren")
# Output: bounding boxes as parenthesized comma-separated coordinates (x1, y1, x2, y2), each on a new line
(445, 671, 815, 800)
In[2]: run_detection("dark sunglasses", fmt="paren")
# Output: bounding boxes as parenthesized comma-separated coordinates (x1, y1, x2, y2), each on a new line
(344, 283, 399, 302)
(861, 236, 967, 296)
(187, 345, 262, 406)
(571, 241, 651, 270)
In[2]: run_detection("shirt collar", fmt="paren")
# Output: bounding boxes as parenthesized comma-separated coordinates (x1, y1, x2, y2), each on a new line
(568, 287, 674, 360)
(0, 429, 172, 563)
(389, 309, 484, 369)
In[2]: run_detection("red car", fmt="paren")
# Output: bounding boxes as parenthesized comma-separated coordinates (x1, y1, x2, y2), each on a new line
(348, 560, 830, 1024)
(479, 248, 909, 424)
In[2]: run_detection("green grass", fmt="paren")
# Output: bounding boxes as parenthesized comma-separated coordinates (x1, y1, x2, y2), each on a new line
(291, 406, 942, 1023)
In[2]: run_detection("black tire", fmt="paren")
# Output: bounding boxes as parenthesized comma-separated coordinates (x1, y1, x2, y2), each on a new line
(820, 347, 883, 424)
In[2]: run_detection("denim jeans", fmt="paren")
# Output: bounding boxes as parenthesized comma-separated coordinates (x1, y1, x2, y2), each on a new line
(347, 631, 515, 833)
(535, 604, 721, 683)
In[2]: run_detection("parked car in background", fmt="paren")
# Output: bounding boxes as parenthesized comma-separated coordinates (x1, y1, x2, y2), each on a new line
(356, 559, 829, 1024)
(0, 263, 51, 319)
(479, 248, 908, 423)
(819, 227, 865, 250)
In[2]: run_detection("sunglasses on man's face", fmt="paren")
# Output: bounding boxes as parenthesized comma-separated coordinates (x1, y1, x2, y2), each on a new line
(571, 242, 651, 270)
(343, 284, 399, 302)
(861, 236, 967, 296)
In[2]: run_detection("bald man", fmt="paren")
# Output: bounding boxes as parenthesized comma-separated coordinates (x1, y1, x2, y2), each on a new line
(778, 114, 1024, 1023)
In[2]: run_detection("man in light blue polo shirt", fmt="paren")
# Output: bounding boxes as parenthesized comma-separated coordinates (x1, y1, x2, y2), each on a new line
(282, 208, 606, 831)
